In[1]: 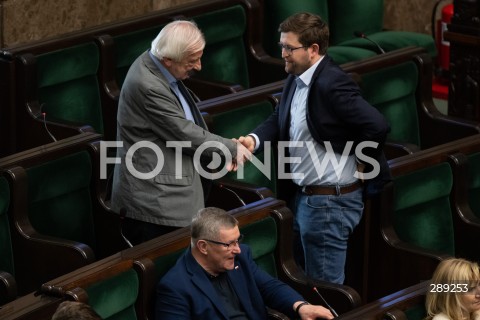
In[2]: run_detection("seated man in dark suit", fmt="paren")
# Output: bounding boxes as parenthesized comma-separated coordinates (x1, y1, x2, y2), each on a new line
(155, 207, 334, 320)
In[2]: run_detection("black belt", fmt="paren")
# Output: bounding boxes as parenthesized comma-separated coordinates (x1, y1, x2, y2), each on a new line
(302, 181, 362, 196)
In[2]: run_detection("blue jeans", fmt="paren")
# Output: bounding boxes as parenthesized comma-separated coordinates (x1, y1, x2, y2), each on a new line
(292, 187, 363, 284)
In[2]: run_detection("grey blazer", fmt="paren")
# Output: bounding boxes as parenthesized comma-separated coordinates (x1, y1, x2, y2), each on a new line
(111, 51, 237, 227)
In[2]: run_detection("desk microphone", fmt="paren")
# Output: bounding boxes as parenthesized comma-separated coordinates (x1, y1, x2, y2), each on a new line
(219, 184, 247, 206)
(312, 286, 339, 318)
(353, 31, 386, 54)
(40, 111, 57, 142)
(119, 208, 134, 248)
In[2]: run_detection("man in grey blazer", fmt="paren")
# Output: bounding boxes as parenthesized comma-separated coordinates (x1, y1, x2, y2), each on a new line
(111, 20, 249, 246)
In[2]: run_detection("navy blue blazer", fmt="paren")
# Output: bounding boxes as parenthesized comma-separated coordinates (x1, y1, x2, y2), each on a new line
(155, 245, 303, 319)
(252, 55, 391, 195)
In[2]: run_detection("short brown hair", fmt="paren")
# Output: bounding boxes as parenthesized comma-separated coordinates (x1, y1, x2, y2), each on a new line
(279, 12, 329, 55)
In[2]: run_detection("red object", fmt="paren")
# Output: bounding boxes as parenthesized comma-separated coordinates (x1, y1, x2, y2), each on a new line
(432, 77, 449, 100)
(436, 4, 454, 72)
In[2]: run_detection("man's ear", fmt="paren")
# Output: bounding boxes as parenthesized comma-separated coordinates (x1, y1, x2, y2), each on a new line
(196, 240, 209, 255)
(311, 43, 320, 55)
(162, 57, 173, 67)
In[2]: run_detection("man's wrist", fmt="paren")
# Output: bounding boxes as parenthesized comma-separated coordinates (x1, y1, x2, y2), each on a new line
(294, 301, 310, 317)
(247, 133, 259, 152)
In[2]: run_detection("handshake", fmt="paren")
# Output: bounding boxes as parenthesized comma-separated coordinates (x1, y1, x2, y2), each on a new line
(227, 135, 256, 172)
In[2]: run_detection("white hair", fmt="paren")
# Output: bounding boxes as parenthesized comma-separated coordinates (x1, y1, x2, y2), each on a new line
(151, 20, 205, 62)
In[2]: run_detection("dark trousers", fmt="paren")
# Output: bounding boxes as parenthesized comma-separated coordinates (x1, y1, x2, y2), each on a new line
(122, 217, 181, 246)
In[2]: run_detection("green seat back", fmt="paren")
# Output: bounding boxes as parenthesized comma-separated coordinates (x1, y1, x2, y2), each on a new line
(328, 0, 384, 45)
(361, 61, 421, 146)
(393, 162, 455, 256)
(325, 46, 378, 65)
(37, 42, 104, 134)
(211, 101, 277, 195)
(0, 177, 14, 276)
(153, 249, 185, 282)
(241, 216, 278, 277)
(338, 31, 438, 58)
(113, 26, 163, 88)
(194, 5, 249, 88)
(86, 268, 139, 320)
(404, 302, 427, 320)
(26, 151, 96, 251)
(262, 0, 329, 59)
(467, 152, 480, 218)
(114, 5, 250, 90)
(262, 0, 377, 64)
(328, 0, 437, 57)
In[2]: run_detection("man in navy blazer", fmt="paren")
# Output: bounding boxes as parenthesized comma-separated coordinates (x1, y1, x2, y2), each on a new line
(155, 207, 334, 319)
(239, 13, 391, 284)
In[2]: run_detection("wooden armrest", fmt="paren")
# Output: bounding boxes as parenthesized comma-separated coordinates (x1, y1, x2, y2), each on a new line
(384, 141, 421, 159)
(6, 166, 96, 294)
(184, 77, 244, 100)
(383, 308, 409, 320)
(0, 271, 17, 305)
(207, 179, 274, 210)
(270, 206, 362, 315)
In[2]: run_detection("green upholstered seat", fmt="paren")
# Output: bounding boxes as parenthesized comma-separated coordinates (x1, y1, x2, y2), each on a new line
(404, 303, 427, 320)
(325, 46, 378, 65)
(241, 216, 278, 277)
(392, 162, 455, 256)
(360, 60, 421, 146)
(26, 151, 97, 252)
(262, 0, 378, 65)
(194, 5, 250, 89)
(36, 42, 104, 134)
(210, 100, 277, 196)
(0, 177, 14, 277)
(113, 5, 250, 90)
(86, 268, 139, 320)
(467, 152, 480, 218)
(328, 0, 437, 57)
(113, 26, 163, 89)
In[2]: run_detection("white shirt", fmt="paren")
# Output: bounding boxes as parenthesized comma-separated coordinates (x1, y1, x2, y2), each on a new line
(288, 58, 357, 186)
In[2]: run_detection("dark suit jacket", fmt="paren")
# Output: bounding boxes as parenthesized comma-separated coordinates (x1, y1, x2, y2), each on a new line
(252, 55, 391, 197)
(155, 245, 303, 319)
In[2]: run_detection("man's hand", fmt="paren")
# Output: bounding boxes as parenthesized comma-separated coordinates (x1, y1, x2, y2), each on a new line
(293, 301, 334, 320)
(226, 139, 252, 171)
(238, 135, 256, 153)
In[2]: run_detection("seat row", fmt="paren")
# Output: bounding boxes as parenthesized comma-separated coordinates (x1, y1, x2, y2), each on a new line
(1, 47, 479, 315)
(195, 47, 480, 303)
(0, 196, 362, 320)
(197, 46, 480, 199)
(259, 0, 437, 61)
(2, 126, 479, 319)
(0, 131, 272, 303)
(0, 44, 478, 300)
(0, 0, 285, 157)
(0, 0, 438, 159)
(335, 132, 480, 320)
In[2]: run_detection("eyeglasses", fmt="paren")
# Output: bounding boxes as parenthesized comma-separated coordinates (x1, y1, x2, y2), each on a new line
(203, 234, 244, 250)
(278, 43, 308, 54)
